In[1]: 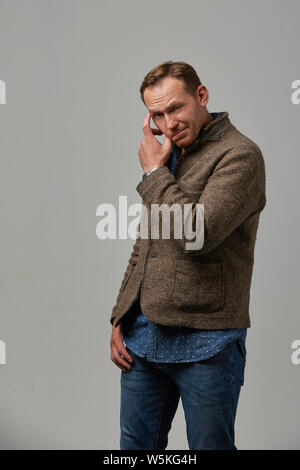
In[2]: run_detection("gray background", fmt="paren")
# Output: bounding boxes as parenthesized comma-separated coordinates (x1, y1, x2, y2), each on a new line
(0, 0, 299, 450)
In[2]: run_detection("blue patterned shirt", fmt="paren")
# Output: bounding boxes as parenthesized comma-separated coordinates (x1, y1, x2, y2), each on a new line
(122, 113, 247, 363)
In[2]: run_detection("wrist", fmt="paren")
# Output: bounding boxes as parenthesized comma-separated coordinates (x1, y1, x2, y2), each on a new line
(142, 165, 165, 180)
(143, 165, 161, 172)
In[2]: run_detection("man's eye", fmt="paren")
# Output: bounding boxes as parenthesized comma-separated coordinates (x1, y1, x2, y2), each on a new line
(154, 106, 180, 118)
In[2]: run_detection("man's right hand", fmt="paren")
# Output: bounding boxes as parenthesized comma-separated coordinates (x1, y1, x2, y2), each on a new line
(110, 319, 133, 372)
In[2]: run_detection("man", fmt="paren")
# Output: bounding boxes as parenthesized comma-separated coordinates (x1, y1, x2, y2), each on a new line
(109, 61, 266, 450)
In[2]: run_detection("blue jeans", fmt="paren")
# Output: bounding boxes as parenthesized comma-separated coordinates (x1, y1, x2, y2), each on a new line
(120, 339, 245, 450)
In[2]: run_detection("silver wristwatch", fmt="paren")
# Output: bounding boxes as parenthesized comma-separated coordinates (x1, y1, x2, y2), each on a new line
(142, 165, 164, 180)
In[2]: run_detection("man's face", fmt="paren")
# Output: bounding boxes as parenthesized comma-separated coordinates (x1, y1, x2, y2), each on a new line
(144, 76, 210, 152)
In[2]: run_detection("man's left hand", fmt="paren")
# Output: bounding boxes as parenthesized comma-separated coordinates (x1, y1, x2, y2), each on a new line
(138, 113, 172, 173)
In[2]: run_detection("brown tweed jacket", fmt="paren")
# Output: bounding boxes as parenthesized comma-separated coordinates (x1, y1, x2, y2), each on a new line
(110, 111, 266, 329)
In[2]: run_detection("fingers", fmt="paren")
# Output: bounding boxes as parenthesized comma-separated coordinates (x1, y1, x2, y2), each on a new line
(142, 113, 152, 137)
(111, 343, 134, 372)
(162, 133, 173, 153)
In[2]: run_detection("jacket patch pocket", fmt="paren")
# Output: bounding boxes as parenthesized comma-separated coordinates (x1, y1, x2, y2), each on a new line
(173, 259, 224, 313)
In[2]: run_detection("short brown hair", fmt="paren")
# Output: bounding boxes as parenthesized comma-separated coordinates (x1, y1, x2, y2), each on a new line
(140, 61, 202, 104)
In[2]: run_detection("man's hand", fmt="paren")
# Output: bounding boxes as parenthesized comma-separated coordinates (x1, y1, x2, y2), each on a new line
(138, 113, 172, 173)
(110, 318, 133, 372)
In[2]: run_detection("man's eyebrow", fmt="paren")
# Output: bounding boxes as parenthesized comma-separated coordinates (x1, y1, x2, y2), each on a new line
(149, 101, 183, 114)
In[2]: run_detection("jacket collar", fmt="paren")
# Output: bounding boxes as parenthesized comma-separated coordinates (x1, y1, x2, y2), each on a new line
(173, 111, 233, 158)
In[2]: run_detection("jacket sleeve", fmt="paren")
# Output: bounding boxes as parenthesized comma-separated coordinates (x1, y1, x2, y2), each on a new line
(110, 223, 141, 326)
(135, 145, 266, 256)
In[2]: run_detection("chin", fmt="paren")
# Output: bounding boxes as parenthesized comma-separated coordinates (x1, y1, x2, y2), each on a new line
(177, 136, 190, 147)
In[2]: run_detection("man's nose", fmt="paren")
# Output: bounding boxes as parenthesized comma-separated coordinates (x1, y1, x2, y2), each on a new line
(165, 116, 178, 131)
